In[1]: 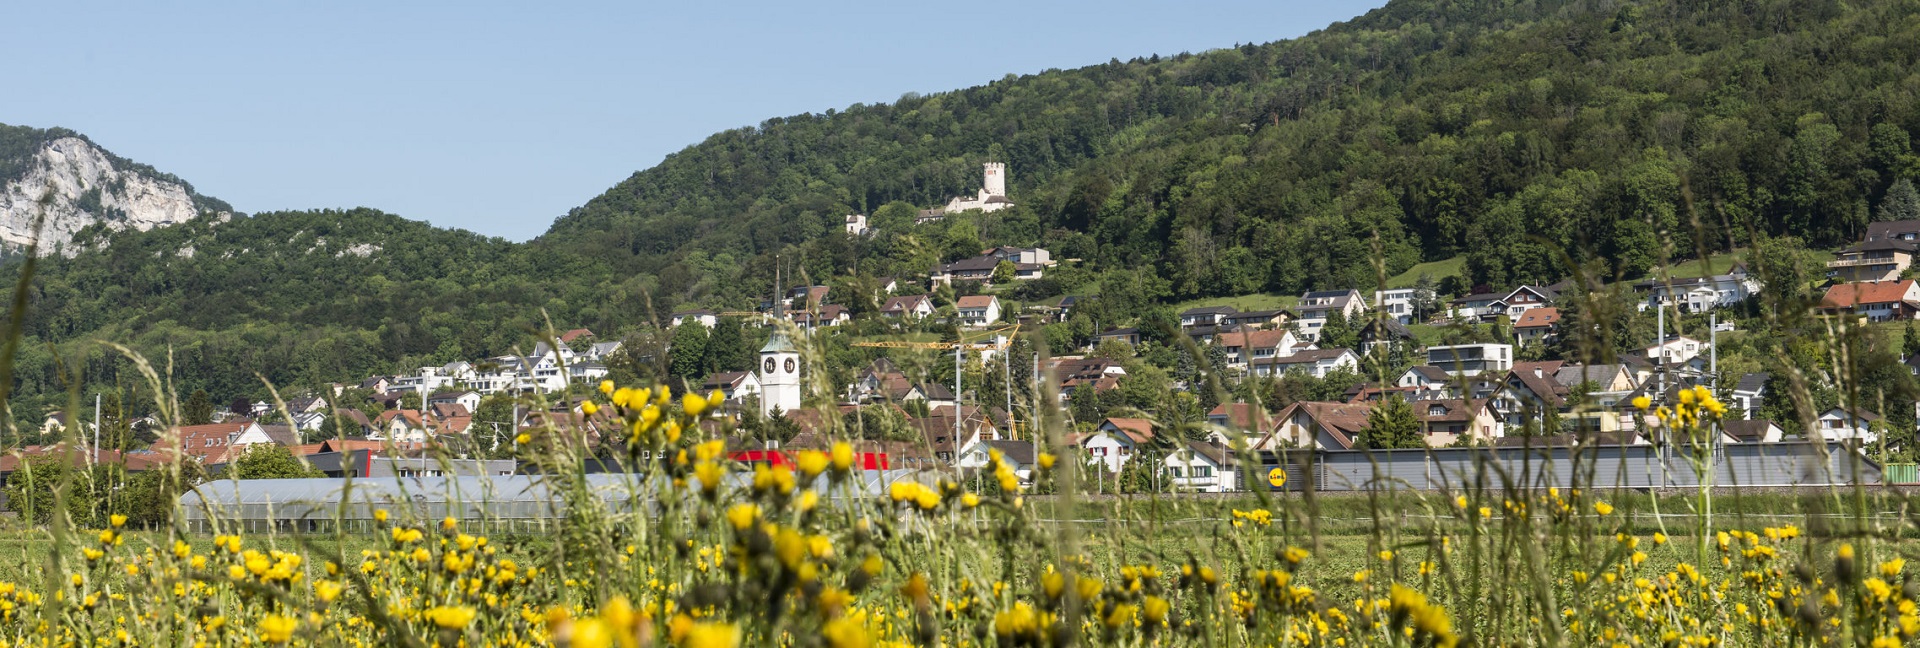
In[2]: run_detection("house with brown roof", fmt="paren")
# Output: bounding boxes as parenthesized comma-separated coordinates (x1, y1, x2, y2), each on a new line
(373, 410, 428, 443)
(1413, 399, 1503, 447)
(1083, 417, 1156, 474)
(160, 421, 275, 465)
(956, 295, 1002, 328)
(881, 294, 934, 319)
(1215, 328, 1307, 368)
(791, 304, 852, 328)
(1206, 403, 1270, 432)
(1820, 280, 1920, 321)
(1258, 402, 1373, 450)
(1827, 221, 1920, 282)
(1513, 307, 1562, 346)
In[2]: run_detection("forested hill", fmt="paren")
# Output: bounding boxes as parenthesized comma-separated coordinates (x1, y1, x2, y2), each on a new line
(550, 0, 1920, 302)
(8, 0, 1920, 416)
(8, 208, 647, 407)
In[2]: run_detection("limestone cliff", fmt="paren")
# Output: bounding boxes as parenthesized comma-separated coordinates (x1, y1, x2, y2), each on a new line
(0, 128, 229, 255)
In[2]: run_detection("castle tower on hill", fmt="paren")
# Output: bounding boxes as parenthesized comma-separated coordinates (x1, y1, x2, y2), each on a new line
(983, 162, 1006, 197)
(938, 163, 1014, 215)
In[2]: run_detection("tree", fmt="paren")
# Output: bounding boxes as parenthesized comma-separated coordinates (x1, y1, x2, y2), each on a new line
(991, 260, 1017, 284)
(1318, 310, 1360, 350)
(4, 459, 122, 526)
(123, 461, 207, 528)
(231, 444, 325, 479)
(1905, 320, 1920, 362)
(1877, 178, 1920, 222)
(1410, 273, 1440, 321)
(706, 317, 752, 373)
(399, 391, 423, 411)
(1358, 395, 1423, 449)
(471, 393, 519, 456)
(669, 321, 711, 382)
(183, 389, 214, 426)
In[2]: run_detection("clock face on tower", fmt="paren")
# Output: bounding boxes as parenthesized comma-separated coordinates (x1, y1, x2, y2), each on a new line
(784, 358, 797, 373)
(763, 358, 776, 374)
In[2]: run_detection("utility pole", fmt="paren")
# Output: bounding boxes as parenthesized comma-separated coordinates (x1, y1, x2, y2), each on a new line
(954, 343, 962, 450)
(92, 392, 101, 465)
(1003, 336, 1012, 439)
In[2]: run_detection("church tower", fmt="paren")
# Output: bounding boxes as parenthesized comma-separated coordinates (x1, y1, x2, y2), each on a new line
(759, 265, 802, 418)
(982, 162, 1007, 197)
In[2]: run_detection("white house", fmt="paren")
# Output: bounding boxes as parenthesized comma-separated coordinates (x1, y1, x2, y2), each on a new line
(956, 296, 1002, 328)
(1396, 365, 1455, 397)
(427, 390, 483, 413)
(882, 294, 935, 319)
(1446, 291, 1505, 322)
(1813, 408, 1880, 443)
(1294, 290, 1368, 342)
(1163, 441, 1239, 492)
(1373, 288, 1419, 324)
(1724, 419, 1785, 443)
(1426, 344, 1513, 376)
(372, 411, 430, 444)
(1249, 348, 1359, 378)
(1820, 280, 1920, 321)
(703, 371, 763, 403)
(1257, 401, 1373, 450)
(1645, 336, 1706, 365)
(670, 310, 719, 329)
(1488, 285, 1558, 320)
(844, 214, 869, 237)
(1082, 418, 1155, 474)
(1636, 265, 1761, 313)
(1215, 328, 1309, 369)
(955, 439, 1037, 484)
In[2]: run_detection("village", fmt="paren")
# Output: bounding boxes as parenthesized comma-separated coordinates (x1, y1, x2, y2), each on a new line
(17, 166, 1920, 493)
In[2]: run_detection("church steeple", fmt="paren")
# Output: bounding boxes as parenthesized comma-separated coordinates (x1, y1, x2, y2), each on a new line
(759, 258, 801, 417)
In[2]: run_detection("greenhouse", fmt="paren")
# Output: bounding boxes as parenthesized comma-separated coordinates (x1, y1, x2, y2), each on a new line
(177, 469, 941, 534)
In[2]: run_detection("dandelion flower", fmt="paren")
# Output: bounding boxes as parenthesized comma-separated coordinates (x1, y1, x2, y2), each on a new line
(259, 615, 298, 644)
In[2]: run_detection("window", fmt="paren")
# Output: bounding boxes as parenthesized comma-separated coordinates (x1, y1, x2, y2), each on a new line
(1195, 466, 1213, 478)
(1167, 467, 1183, 478)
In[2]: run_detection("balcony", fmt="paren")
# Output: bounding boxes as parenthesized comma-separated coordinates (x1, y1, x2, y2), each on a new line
(1827, 256, 1901, 268)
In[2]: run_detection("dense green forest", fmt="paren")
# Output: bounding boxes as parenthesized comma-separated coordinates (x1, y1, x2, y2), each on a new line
(7, 0, 1920, 421)
(553, 0, 1920, 299)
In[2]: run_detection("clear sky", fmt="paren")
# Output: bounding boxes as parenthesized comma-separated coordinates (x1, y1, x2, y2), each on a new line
(3, 1, 1388, 241)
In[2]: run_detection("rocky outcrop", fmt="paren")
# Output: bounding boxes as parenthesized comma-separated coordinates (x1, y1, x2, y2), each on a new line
(0, 137, 221, 254)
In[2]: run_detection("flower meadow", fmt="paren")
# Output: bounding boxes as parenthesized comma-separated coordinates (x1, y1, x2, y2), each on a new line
(2, 377, 1916, 648)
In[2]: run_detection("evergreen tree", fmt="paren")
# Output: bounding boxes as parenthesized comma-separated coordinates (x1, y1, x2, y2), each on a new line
(1318, 310, 1360, 350)
(706, 317, 752, 372)
(1359, 395, 1423, 449)
(668, 321, 711, 382)
(1877, 178, 1920, 222)
(1905, 321, 1920, 362)
(183, 389, 214, 426)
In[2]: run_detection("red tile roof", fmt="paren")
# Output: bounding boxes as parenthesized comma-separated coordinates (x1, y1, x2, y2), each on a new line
(1098, 418, 1156, 444)
(956, 295, 998, 309)
(1822, 280, 1917, 308)
(1514, 307, 1561, 329)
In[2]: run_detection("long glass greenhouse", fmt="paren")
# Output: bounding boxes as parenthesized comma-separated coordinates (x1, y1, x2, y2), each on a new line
(177, 470, 941, 534)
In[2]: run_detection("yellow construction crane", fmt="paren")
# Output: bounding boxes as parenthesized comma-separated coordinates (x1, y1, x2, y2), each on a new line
(852, 325, 1025, 438)
(850, 325, 1018, 350)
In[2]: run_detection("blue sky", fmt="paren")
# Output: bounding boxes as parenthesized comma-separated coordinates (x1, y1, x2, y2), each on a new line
(3, 1, 1387, 240)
